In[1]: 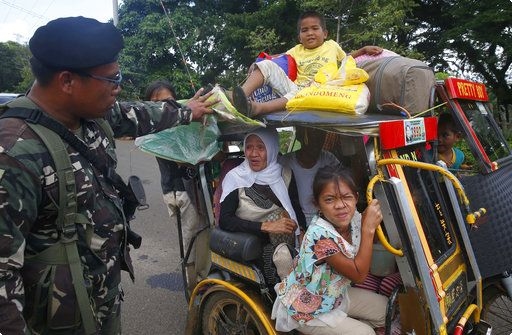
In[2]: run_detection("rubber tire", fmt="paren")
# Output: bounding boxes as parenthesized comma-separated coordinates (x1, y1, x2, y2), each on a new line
(200, 291, 268, 335)
(385, 284, 403, 335)
(481, 286, 512, 335)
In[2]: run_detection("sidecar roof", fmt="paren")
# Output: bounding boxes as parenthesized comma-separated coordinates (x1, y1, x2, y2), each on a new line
(263, 110, 408, 136)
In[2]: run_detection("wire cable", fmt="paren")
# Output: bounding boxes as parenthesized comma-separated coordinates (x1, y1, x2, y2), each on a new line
(159, 0, 196, 91)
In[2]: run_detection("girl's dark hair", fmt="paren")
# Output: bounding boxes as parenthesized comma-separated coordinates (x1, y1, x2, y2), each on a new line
(312, 164, 358, 204)
(438, 113, 461, 133)
(144, 80, 176, 100)
(297, 10, 327, 34)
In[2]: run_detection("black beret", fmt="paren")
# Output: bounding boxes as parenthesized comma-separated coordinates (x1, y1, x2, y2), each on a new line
(29, 16, 124, 70)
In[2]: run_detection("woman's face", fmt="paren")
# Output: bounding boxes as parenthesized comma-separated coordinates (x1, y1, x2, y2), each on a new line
(317, 179, 357, 231)
(245, 134, 267, 172)
(150, 88, 174, 101)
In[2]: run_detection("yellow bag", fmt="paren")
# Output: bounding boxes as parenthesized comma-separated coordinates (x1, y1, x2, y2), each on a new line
(314, 57, 369, 86)
(288, 57, 370, 114)
(340, 67, 369, 86)
(314, 62, 338, 84)
(286, 83, 370, 115)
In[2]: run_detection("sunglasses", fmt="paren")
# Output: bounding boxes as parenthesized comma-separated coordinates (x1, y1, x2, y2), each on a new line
(76, 71, 123, 87)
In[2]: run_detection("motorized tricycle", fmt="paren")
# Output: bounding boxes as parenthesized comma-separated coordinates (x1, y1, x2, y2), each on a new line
(155, 77, 511, 334)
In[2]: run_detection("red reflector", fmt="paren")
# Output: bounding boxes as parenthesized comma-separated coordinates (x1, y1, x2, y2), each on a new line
(430, 270, 443, 302)
(379, 117, 437, 150)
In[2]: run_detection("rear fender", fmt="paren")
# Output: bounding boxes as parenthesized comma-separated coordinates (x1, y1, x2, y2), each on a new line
(186, 278, 278, 335)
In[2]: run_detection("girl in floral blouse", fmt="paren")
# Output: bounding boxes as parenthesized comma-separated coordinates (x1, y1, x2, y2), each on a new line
(271, 165, 388, 334)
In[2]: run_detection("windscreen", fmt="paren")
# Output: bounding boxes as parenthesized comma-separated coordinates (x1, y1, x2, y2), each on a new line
(458, 100, 511, 162)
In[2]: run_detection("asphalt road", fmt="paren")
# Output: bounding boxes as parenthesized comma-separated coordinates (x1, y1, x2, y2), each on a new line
(114, 140, 188, 335)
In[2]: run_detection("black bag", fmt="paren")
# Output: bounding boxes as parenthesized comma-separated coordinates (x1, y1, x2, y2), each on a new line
(209, 228, 262, 263)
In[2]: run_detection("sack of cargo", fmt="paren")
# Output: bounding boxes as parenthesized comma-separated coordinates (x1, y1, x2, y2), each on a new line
(286, 59, 370, 115)
(358, 56, 435, 115)
(285, 83, 370, 115)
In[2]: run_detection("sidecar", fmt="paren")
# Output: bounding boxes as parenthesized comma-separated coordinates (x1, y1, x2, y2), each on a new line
(175, 77, 511, 335)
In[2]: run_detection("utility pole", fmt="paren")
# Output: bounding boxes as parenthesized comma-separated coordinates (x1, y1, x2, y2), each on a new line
(112, 0, 119, 26)
(336, 16, 340, 43)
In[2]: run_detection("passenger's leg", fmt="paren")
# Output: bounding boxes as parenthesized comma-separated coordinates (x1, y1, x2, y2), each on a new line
(175, 191, 201, 260)
(163, 191, 179, 218)
(294, 287, 386, 335)
(241, 64, 265, 96)
(163, 191, 182, 252)
(254, 60, 298, 98)
(175, 190, 210, 284)
(299, 317, 376, 335)
(240, 60, 299, 116)
(347, 286, 387, 328)
(163, 191, 203, 291)
(252, 97, 288, 116)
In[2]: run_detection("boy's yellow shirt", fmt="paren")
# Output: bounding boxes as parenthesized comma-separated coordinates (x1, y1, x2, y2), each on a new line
(287, 39, 346, 87)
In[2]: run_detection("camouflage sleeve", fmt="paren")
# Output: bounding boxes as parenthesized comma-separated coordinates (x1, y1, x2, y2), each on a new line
(106, 99, 193, 138)
(0, 154, 41, 334)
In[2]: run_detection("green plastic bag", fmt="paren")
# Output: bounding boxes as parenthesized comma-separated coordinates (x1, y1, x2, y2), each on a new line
(135, 85, 266, 163)
(192, 85, 265, 135)
(135, 115, 221, 165)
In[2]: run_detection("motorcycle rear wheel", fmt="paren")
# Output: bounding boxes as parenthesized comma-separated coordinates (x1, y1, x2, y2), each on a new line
(481, 286, 512, 335)
(201, 291, 268, 335)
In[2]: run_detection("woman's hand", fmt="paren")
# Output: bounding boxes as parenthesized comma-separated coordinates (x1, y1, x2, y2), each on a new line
(261, 218, 297, 235)
(361, 199, 383, 234)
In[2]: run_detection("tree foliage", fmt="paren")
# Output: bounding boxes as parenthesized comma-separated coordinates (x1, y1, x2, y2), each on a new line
(412, 0, 512, 104)
(0, 0, 510, 106)
(0, 41, 31, 93)
(116, 0, 301, 99)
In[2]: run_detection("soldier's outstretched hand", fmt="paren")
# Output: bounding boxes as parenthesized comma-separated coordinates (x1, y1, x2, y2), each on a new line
(186, 87, 219, 120)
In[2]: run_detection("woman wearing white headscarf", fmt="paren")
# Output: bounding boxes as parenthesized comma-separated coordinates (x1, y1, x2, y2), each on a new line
(219, 127, 306, 284)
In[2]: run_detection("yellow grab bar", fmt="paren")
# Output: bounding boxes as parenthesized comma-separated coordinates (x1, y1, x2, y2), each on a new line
(366, 158, 487, 256)
(376, 159, 485, 225)
(366, 174, 404, 256)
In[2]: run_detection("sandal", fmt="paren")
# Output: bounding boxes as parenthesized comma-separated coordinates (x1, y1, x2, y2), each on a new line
(232, 86, 253, 118)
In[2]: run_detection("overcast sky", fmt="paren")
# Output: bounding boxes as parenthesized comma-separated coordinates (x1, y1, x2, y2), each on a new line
(0, 0, 117, 44)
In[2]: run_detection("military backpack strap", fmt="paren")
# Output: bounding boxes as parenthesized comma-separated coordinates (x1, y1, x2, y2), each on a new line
(26, 124, 97, 335)
(2, 105, 140, 238)
(1, 103, 97, 335)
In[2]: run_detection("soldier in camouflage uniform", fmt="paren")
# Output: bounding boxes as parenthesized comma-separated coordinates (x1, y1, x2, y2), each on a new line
(0, 17, 215, 334)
